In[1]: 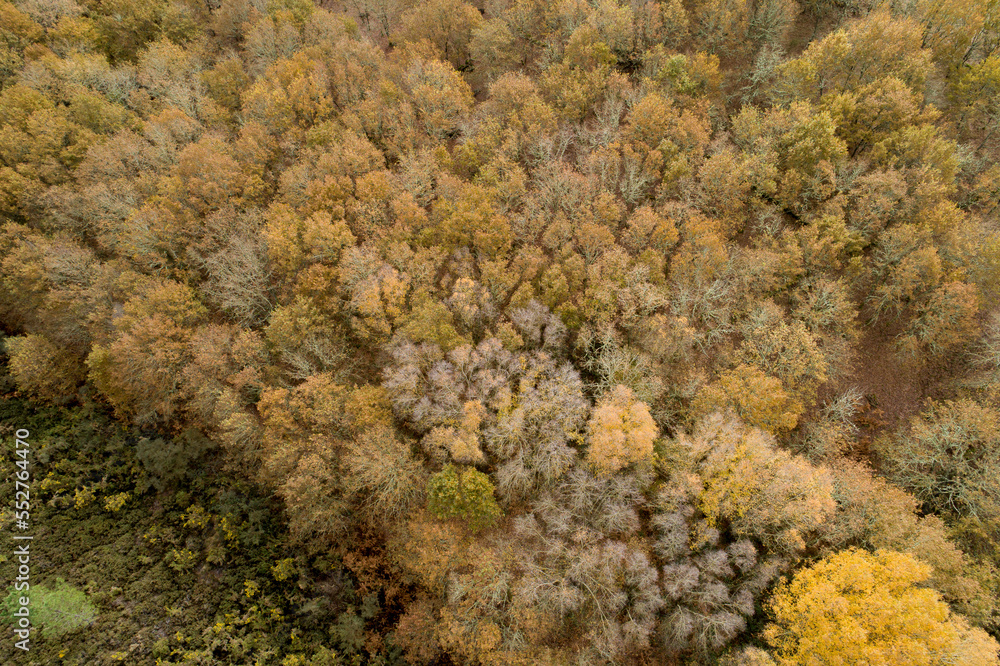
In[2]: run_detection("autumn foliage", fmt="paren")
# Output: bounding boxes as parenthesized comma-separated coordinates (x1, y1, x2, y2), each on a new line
(3, 0, 1000, 662)
(765, 549, 999, 665)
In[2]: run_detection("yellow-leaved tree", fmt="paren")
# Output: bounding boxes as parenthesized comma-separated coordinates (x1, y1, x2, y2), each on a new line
(764, 548, 999, 666)
(585, 384, 658, 476)
(691, 363, 803, 435)
(4, 334, 85, 402)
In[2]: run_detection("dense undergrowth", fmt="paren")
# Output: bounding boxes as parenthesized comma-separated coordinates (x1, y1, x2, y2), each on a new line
(0, 360, 404, 665)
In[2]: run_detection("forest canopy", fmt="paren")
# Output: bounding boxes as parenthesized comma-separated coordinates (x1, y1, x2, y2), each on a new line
(3, 0, 1000, 662)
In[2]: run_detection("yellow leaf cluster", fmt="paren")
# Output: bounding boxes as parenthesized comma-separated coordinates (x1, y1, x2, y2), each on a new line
(585, 384, 658, 476)
(691, 364, 803, 434)
(765, 548, 1000, 666)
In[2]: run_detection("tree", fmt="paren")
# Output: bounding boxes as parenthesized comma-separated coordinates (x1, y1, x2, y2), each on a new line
(179, 323, 267, 434)
(241, 11, 303, 79)
(338, 247, 410, 343)
(790, 277, 859, 382)
(485, 468, 662, 663)
(696, 148, 767, 235)
(421, 400, 488, 465)
(0, 2, 43, 86)
(719, 647, 777, 666)
(869, 123, 960, 194)
(770, 102, 847, 214)
(200, 228, 273, 328)
(389, 507, 469, 595)
(585, 384, 657, 477)
(4, 333, 85, 402)
(425, 178, 513, 259)
(485, 351, 587, 503)
(949, 55, 1000, 149)
(511, 535, 664, 662)
(0, 83, 96, 221)
(446, 277, 497, 338)
(621, 205, 679, 256)
(136, 37, 204, 119)
(672, 412, 835, 555)
(632, 0, 690, 53)
(257, 375, 396, 546)
(579, 246, 667, 331)
(477, 72, 557, 161)
(470, 17, 522, 82)
(86, 279, 208, 425)
(691, 364, 803, 435)
(91, 0, 165, 63)
(384, 337, 508, 432)
(877, 399, 1000, 524)
(404, 56, 474, 141)
(385, 334, 587, 503)
(264, 203, 356, 281)
(394, 0, 483, 70)
(541, 24, 616, 122)
(652, 413, 837, 658)
(688, 0, 797, 60)
(427, 464, 502, 532)
(773, 11, 933, 103)
(241, 52, 334, 139)
(899, 281, 980, 362)
(670, 212, 729, 289)
(344, 424, 427, 526)
(845, 168, 909, 243)
(764, 548, 999, 666)
(578, 329, 665, 409)
(824, 76, 935, 158)
(737, 302, 829, 410)
(201, 56, 252, 119)
(865, 223, 943, 322)
(397, 297, 468, 351)
(0, 224, 115, 351)
(624, 92, 710, 160)
(393, 597, 443, 664)
(915, 0, 991, 70)
(820, 459, 984, 610)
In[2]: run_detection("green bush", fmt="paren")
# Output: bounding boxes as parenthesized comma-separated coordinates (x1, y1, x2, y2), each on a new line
(2, 578, 97, 638)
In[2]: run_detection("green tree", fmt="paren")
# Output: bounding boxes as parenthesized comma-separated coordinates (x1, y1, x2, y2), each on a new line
(427, 464, 502, 532)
